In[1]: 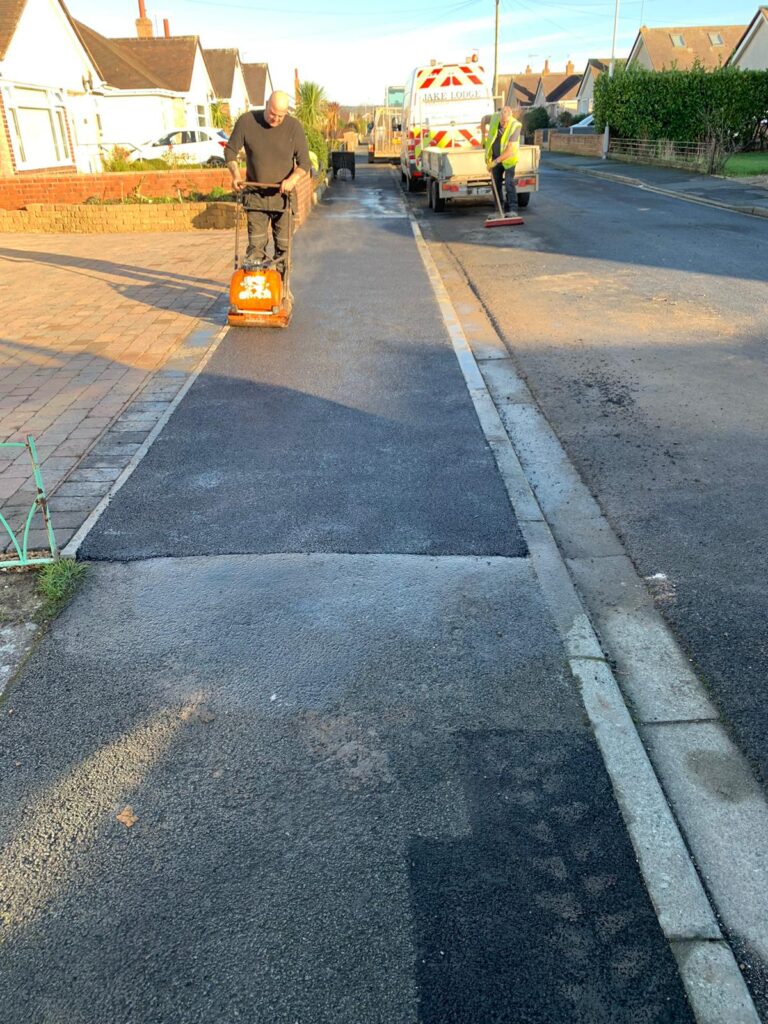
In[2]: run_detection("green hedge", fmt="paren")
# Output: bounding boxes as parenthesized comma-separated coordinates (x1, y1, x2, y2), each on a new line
(594, 65, 768, 145)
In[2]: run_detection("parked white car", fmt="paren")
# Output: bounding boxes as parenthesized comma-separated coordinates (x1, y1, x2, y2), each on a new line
(128, 128, 229, 166)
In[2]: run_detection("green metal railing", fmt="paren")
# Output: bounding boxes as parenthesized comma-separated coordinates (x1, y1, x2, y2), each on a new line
(0, 436, 58, 567)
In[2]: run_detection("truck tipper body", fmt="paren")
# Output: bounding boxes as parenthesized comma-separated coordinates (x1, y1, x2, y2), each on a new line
(400, 58, 493, 191)
(422, 144, 540, 211)
(368, 106, 402, 163)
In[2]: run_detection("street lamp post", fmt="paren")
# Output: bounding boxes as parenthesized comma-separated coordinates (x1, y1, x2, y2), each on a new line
(602, 0, 621, 158)
(493, 0, 500, 105)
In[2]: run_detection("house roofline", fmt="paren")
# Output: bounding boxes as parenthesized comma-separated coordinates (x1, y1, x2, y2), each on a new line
(727, 6, 768, 65)
(626, 28, 645, 66)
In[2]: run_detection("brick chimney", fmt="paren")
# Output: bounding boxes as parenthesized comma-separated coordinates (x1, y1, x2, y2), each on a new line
(163, 18, 170, 38)
(543, 59, 550, 74)
(136, 0, 153, 38)
(566, 59, 575, 74)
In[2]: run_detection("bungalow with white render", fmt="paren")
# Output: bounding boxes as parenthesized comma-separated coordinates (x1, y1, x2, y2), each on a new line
(0, 0, 102, 174)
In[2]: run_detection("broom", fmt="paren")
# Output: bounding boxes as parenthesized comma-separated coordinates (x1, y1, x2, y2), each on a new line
(485, 167, 524, 228)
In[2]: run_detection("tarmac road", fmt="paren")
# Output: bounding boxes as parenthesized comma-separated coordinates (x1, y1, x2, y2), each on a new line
(0, 167, 695, 1022)
(411, 165, 768, 791)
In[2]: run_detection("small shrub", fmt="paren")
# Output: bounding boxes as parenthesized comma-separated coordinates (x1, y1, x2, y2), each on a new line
(524, 106, 551, 134)
(37, 559, 88, 617)
(206, 185, 231, 200)
(101, 145, 133, 172)
(303, 125, 328, 171)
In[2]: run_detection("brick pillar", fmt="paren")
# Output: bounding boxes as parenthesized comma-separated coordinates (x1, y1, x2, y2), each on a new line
(0, 96, 17, 176)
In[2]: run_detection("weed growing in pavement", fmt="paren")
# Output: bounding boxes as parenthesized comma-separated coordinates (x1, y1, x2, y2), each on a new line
(37, 560, 88, 619)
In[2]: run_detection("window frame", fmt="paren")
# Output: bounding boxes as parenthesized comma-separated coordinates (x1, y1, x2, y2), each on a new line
(2, 84, 73, 170)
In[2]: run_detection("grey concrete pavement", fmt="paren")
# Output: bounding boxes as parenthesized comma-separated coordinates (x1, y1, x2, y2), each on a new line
(541, 150, 768, 217)
(1, 167, 697, 1022)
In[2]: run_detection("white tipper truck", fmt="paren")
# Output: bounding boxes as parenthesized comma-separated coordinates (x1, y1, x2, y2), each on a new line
(422, 143, 540, 211)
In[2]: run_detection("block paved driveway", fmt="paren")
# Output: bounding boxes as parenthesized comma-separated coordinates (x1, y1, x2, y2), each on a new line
(0, 231, 231, 549)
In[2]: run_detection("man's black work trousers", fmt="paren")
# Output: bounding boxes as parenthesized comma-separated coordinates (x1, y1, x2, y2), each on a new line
(243, 189, 294, 272)
(492, 162, 517, 213)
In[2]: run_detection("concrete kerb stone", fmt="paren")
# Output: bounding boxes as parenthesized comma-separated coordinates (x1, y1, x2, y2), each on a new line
(570, 657, 721, 940)
(546, 158, 768, 220)
(643, 721, 768, 974)
(671, 941, 762, 1024)
(403, 186, 764, 1021)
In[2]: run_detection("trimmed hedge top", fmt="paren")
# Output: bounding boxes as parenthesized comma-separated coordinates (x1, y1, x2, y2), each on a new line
(594, 65, 768, 144)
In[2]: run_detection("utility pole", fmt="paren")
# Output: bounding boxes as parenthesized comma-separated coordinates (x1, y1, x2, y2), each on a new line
(602, 0, 621, 158)
(493, 0, 500, 106)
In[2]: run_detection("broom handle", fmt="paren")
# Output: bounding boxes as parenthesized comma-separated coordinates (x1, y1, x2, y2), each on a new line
(489, 167, 505, 217)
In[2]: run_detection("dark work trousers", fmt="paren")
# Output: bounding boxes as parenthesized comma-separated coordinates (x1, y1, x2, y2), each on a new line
(492, 162, 517, 212)
(243, 190, 294, 272)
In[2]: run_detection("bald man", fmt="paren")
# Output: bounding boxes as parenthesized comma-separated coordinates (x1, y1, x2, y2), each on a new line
(224, 91, 310, 285)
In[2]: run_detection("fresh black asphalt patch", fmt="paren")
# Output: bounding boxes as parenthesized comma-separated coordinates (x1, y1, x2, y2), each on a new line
(81, 169, 524, 561)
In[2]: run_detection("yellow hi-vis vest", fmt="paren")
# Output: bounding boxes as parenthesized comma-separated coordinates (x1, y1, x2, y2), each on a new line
(485, 113, 521, 169)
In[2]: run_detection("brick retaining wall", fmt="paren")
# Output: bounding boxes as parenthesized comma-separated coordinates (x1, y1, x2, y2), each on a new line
(0, 201, 236, 233)
(0, 174, 317, 233)
(0, 168, 233, 210)
(533, 131, 604, 157)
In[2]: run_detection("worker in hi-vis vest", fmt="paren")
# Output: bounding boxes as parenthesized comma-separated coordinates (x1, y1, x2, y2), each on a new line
(483, 106, 522, 214)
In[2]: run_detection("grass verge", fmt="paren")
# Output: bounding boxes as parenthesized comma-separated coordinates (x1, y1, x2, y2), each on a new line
(37, 559, 88, 619)
(724, 152, 768, 177)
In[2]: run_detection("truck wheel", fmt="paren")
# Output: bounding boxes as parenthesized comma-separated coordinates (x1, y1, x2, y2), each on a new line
(517, 192, 531, 208)
(368, 151, 374, 164)
(432, 180, 445, 212)
(407, 174, 419, 193)
(427, 178, 434, 209)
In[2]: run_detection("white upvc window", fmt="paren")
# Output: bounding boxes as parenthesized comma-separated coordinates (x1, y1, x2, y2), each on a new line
(2, 85, 73, 170)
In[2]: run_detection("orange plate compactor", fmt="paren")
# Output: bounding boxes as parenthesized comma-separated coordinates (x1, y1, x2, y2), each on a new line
(228, 183, 293, 328)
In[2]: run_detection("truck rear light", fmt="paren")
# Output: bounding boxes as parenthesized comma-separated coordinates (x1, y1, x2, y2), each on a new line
(219, 141, 227, 148)
(516, 177, 535, 187)
(443, 184, 460, 192)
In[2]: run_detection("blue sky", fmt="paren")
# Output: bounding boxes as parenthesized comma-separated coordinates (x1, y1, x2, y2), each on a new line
(67, 0, 759, 106)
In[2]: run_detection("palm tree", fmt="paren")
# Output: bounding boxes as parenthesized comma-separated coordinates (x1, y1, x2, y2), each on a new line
(209, 101, 232, 131)
(296, 81, 327, 132)
(324, 101, 341, 142)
